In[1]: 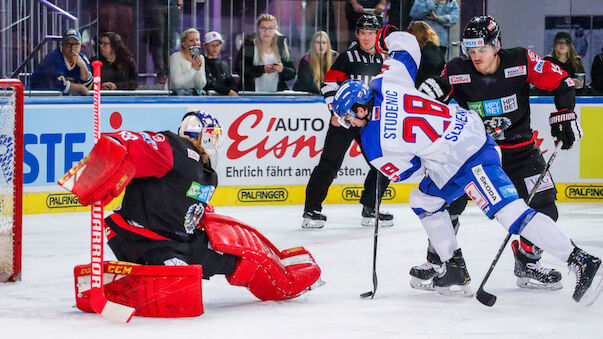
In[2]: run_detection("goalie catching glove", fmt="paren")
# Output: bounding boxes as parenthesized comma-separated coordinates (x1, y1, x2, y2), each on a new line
(58, 136, 135, 206)
(418, 76, 453, 104)
(549, 109, 583, 150)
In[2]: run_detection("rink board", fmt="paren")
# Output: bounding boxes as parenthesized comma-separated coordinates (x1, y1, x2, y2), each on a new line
(21, 96, 603, 214)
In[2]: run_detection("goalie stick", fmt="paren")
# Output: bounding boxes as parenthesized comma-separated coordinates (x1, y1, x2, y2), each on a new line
(361, 174, 382, 299)
(88, 60, 135, 322)
(476, 141, 563, 307)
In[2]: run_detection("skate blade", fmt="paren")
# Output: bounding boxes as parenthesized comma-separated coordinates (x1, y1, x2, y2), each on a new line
(361, 218, 394, 228)
(435, 284, 474, 297)
(410, 277, 435, 291)
(580, 270, 603, 306)
(301, 219, 325, 229)
(516, 277, 563, 290)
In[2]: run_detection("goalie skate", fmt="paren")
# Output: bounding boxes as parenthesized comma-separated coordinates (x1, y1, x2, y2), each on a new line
(301, 210, 326, 229)
(432, 249, 473, 297)
(511, 240, 562, 290)
(360, 206, 394, 227)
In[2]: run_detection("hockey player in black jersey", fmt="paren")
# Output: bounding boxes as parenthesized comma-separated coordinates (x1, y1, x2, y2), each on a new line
(302, 14, 393, 229)
(59, 111, 321, 302)
(413, 16, 583, 292)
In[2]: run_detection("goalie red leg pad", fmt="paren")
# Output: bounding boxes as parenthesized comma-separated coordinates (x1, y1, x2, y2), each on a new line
(58, 136, 135, 206)
(201, 213, 321, 301)
(74, 261, 204, 317)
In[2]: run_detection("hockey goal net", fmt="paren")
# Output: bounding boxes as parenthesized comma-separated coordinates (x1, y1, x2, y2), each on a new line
(0, 80, 23, 282)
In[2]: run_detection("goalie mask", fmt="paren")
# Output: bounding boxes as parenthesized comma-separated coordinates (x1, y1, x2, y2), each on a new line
(178, 111, 224, 168)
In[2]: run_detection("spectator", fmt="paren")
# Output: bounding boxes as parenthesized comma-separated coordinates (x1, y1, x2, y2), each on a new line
(235, 14, 296, 92)
(544, 31, 586, 89)
(169, 28, 206, 95)
(410, 0, 459, 57)
(592, 46, 603, 93)
(30, 28, 92, 95)
(345, 1, 386, 45)
(88, 0, 134, 46)
(90, 32, 138, 90)
(388, 0, 414, 31)
(407, 20, 445, 87)
(293, 31, 338, 94)
(203, 31, 238, 96)
(144, 0, 183, 84)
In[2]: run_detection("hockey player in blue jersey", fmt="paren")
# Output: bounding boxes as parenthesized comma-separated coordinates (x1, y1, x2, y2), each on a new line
(331, 30, 602, 304)
(30, 28, 93, 95)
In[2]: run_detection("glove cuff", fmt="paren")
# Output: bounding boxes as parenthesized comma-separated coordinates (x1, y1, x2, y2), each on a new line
(549, 109, 577, 125)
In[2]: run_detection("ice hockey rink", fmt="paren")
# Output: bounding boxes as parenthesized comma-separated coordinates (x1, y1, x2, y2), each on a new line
(1, 202, 602, 338)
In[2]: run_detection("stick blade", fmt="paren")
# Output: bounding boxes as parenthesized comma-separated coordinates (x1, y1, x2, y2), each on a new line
(360, 291, 374, 299)
(476, 289, 497, 307)
(100, 300, 136, 323)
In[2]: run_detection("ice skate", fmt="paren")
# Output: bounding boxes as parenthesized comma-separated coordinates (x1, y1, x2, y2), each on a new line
(360, 206, 394, 227)
(409, 251, 442, 291)
(567, 246, 603, 305)
(511, 240, 562, 290)
(301, 210, 327, 229)
(432, 249, 473, 297)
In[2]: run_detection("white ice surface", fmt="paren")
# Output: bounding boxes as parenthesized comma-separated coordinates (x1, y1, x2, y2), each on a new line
(1, 203, 602, 338)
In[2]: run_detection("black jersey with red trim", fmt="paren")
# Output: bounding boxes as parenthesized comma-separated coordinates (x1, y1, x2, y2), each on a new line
(104, 130, 217, 241)
(321, 44, 384, 114)
(443, 47, 575, 146)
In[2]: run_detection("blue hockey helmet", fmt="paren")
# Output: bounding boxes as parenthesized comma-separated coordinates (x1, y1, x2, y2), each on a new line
(332, 79, 372, 128)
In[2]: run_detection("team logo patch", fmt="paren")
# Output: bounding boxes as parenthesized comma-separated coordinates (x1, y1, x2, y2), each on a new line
(186, 181, 215, 203)
(152, 134, 165, 142)
(472, 165, 502, 205)
(499, 184, 518, 198)
(524, 172, 554, 194)
(187, 148, 200, 161)
(504, 66, 527, 78)
(449, 74, 471, 84)
(565, 77, 575, 87)
(465, 182, 489, 211)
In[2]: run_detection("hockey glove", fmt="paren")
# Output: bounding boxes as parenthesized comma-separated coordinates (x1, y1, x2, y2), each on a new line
(376, 24, 399, 55)
(549, 109, 583, 150)
(418, 76, 453, 104)
(58, 136, 136, 206)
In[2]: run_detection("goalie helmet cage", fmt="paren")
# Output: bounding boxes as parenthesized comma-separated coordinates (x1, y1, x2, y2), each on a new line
(0, 79, 24, 283)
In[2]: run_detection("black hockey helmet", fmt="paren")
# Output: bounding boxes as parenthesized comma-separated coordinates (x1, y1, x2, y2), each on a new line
(356, 14, 380, 32)
(462, 16, 500, 54)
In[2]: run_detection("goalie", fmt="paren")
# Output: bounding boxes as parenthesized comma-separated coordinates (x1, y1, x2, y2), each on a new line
(59, 111, 321, 303)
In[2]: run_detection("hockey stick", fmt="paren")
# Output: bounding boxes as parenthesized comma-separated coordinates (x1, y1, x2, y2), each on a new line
(361, 174, 382, 299)
(476, 141, 563, 307)
(89, 61, 135, 322)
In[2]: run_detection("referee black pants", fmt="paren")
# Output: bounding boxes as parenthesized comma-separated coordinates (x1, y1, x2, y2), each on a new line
(304, 122, 390, 212)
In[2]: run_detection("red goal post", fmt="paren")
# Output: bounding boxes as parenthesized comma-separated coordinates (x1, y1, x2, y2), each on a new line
(0, 79, 23, 282)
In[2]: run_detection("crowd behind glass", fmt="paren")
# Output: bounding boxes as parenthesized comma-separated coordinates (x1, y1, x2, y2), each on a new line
(23, 0, 603, 95)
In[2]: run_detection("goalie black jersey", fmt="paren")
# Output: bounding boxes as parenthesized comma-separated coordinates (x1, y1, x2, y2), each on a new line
(443, 47, 575, 147)
(105, 130, 217, 242)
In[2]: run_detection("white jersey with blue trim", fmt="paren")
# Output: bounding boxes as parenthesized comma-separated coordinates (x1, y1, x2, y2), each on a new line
(363, 32, 488, 188)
